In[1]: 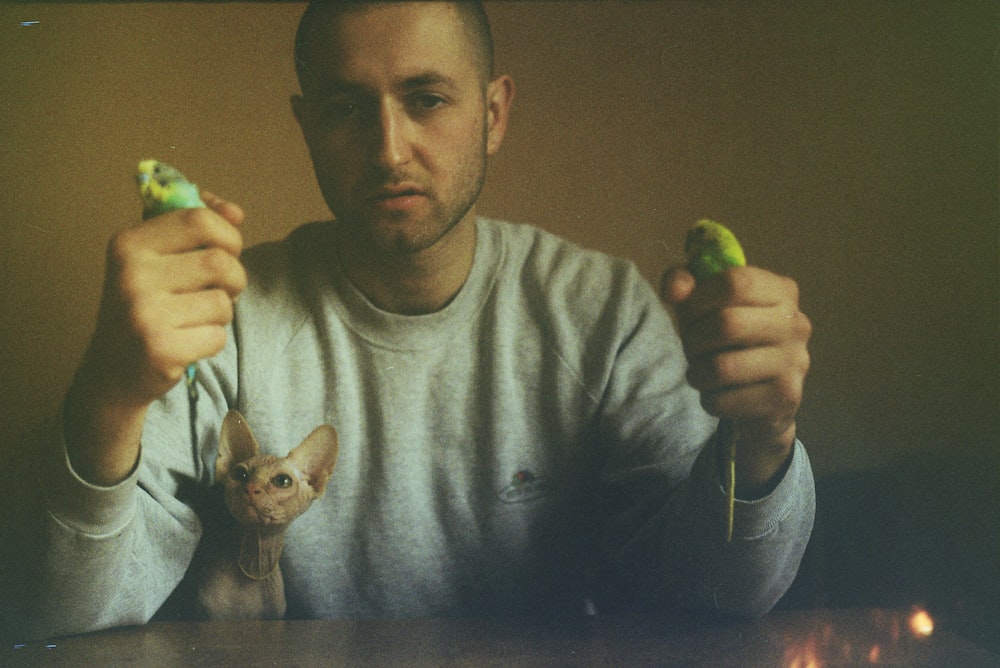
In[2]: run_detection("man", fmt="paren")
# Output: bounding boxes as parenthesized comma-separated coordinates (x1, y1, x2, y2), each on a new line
(24, 1, 814, 638)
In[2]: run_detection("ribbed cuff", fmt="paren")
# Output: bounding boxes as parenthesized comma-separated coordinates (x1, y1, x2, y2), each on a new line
(45, 408, 139, 537)
(696, 435, 813, 540)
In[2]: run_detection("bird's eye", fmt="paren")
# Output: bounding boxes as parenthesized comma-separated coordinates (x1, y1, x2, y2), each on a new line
(272, 474, 293, 489)
(229, 465, 250, 483)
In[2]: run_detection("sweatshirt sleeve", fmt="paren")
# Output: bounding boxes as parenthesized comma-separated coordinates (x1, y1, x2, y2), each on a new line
(592, 265, 816, 617)
(20, 341, 236, 640)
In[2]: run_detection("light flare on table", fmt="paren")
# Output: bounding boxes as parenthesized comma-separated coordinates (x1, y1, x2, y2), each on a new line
(782, 607, 936, 667)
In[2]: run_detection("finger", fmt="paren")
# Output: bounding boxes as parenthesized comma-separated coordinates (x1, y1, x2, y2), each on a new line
(688, 339, 810, 392)
(680, 304, 804, 358)
(678, 267, 796, 323)
(170, 247, 249, 300)
(156, 289, 236, 330)
(697, 374, 804, 422)
(135, 207, 244, 257)
(660, 266, 696, 304)
(686, 346, 787, 392)
(200, 190, 245, 227)
(149, 325, 231, 379)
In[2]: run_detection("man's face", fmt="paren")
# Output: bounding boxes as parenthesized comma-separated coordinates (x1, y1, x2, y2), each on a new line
(293, 3, 504, 257)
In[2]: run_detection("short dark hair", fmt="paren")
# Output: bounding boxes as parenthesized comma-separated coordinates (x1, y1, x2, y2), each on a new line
(294, 1, 495, 91)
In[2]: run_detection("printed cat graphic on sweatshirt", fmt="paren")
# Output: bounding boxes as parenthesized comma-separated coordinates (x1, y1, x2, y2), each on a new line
(194, 410, 339, 620)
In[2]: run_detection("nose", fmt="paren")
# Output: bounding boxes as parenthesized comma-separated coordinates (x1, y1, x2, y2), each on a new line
(245, 482, 262, 496)
(373, 100, 413, 169)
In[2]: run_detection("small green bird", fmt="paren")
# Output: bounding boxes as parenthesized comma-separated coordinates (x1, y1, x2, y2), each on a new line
(135, 159, 206, 220)
(134, 159, 207, 404)
(684, 218, 747, 281)
(683, 218, 747, 542)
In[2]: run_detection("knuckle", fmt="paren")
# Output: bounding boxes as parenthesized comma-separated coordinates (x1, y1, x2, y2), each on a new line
(712, 353, 738, 382)
(795, 311, 813, 341)
(212, 325, 229, 350)
(723, 267, 757, 294)
(181, 205, 212, 228)
(209, 290, 235, 322)
(107, 228, 143, 269)
(780, 275, 800, 303)
(178, 207, 216, 242)
(201, 246, 231, 275)
(233, 263, 249, 292)
(776, 377, 802, 413)
(722, 268, 749, 295)
(205, 325, 229, 356)
(716, 308, 743, 342)
(781, 333, 811, 375)
(224, 260, 249, 297)
(797, 347, 812, 376)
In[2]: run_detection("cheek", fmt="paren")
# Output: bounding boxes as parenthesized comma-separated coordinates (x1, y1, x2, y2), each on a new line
(308, 147, 359, 210)
(308, 140, 351, 179)
(302, 124, 360, 178)
(429, 117, 487, 181)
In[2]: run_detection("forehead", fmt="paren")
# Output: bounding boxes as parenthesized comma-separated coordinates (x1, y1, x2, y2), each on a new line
(298, 3, 478, 94)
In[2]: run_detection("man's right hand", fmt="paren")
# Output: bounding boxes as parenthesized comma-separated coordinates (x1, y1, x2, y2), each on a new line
(65, 193, 247, 486)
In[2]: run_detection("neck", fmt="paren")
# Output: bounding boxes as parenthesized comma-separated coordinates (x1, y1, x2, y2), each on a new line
(237, 524, 286, 581)
(337, 213, 477, 315)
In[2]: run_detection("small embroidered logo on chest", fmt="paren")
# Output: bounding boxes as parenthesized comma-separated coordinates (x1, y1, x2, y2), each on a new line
(498, 469, 551, 504)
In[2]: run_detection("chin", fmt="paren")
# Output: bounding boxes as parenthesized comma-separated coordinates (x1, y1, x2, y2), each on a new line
(361, 217, 450, 256)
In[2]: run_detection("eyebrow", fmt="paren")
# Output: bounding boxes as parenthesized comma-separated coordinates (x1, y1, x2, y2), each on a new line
(315, 71, 462, 100)
(397, 72, 461, 93)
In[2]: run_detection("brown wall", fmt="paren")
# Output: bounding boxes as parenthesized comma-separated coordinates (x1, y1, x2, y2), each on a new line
(1, 4, 996, 477)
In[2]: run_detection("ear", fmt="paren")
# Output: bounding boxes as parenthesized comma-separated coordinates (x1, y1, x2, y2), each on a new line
(485, 74, 515, 156)
(286, 424, 339, 497)
(215, 410, 260, 483)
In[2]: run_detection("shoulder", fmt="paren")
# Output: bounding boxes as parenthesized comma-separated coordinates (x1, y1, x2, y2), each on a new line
(234, 221, 335, 341)
(482, 218, 665, 354)
(241, 221, 334, 295)
(484, 217, 656, 316)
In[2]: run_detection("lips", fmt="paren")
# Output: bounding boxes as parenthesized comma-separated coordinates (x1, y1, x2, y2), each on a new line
(368, 184, 426, 200)
(366, 184, 428, 212)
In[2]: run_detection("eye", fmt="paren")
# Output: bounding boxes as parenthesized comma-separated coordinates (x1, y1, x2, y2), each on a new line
(321, 99, 360, 123)
(410, 93, 446, 113)
(272, 473, 294, 489)
(229, 464, 250, 483)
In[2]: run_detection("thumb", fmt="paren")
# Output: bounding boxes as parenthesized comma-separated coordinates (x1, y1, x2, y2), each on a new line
(660, 265, 696, 305)
(201, 191, 245, 227)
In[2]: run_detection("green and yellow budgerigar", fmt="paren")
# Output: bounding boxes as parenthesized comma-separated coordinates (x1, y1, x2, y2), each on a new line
(136, 159, 206, 220)
(134, 159, 207, 407)
(683, 218, 747, 542)
(684, 218, 747, 281)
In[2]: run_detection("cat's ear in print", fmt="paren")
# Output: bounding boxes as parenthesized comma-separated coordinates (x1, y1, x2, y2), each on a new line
(215, 410, 261, 483)
(286, 425, 339, 497)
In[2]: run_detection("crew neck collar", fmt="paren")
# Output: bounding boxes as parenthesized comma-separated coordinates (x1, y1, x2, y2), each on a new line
(328, 217, 502, 351)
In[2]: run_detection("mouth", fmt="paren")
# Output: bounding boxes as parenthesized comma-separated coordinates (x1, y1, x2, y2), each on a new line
(366, 184, 428, 212)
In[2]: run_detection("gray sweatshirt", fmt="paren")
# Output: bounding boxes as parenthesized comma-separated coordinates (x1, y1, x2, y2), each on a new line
(27, 218, 814, 639)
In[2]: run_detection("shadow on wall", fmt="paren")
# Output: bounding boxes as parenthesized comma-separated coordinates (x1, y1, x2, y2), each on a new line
(779, 451, 1000, 653)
